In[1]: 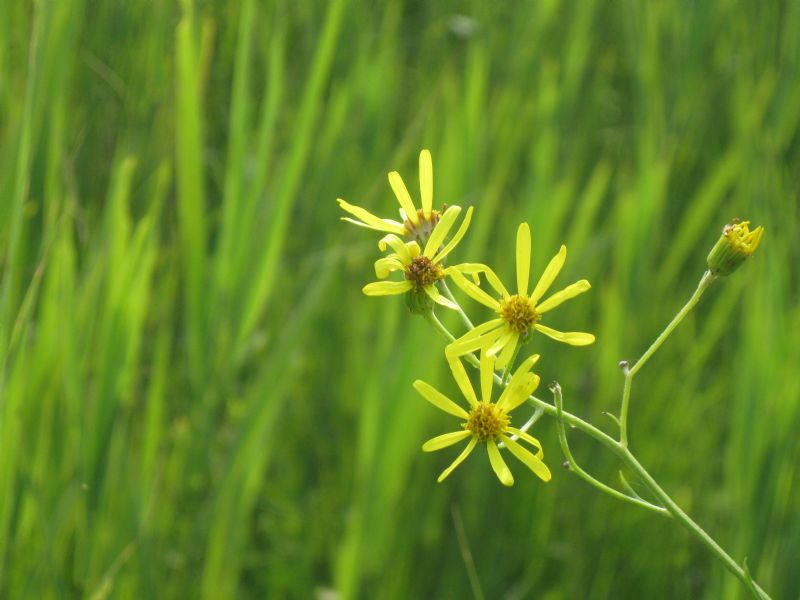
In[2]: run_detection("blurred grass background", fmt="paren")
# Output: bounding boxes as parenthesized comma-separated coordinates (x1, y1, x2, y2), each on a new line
(1, 0, 799, 598)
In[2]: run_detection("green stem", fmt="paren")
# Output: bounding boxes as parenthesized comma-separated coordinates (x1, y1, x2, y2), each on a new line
(619, 270, 716, 447)
(620, 447, 771, 600)
(500, 342, 521, 385)
(439, 279, 474, 331)
(551, 382, 668, 516)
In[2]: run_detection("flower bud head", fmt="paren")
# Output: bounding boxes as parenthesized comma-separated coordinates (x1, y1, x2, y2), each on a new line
(706, 219, 764, 276)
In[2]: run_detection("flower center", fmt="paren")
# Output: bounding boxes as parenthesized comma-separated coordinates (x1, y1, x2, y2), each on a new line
(725, 220, 760, 255)
(498, 294, 539, 334)
(404, 208, 442, 245)
(465, 403, 509, 442)
(405, 256, 444, 288)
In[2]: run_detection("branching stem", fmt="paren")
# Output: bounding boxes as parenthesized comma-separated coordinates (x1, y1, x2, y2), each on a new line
(619, 270, 716, 447)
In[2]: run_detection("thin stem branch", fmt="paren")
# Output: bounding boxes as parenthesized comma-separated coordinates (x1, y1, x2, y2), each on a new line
(500, 341, 522, 385)
(619, 270, 716, 447)
(551, 382, 668, 516)
(439, 279, 474, 331)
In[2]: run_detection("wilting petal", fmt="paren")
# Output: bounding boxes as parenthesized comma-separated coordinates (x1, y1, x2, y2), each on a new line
(414, 380, 469, 418)
(437, 438, 478, 483)
(530, 245, 566, 304)
(516, 223, 531, 297)
(422, 430, 472, 452)
(424, 206, 461, 258)
(534, 324, 595, 346)
(487, 441, 514, 486)
(363, 281, 413, 296)
(501, 435, 551, 482)
(419, 149, 433, 219)
(378, 234, 415, 264)
(374, 256, 405, 278)
(536, 279, 591, 313)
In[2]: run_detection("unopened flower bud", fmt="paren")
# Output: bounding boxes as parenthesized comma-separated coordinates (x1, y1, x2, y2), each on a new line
(706, 219, 764, 276)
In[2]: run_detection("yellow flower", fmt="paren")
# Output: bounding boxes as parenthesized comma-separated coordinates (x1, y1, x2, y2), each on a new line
(707, 219, 764, 276)
(447, 223, 594, 368)
(415, 352, 551, 486)
(337, 149, 446, 244)
(362, 205, 473, 311)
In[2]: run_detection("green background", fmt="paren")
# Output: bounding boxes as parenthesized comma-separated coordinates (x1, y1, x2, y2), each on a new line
(1, 1, 798, 598)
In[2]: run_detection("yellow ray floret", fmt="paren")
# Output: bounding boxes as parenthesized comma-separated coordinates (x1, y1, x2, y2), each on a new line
(447, 223, 595, 368)
(337, 149, 448, 243)
(416, 352, 551, 486)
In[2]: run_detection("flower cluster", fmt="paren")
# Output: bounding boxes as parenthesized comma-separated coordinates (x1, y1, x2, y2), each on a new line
(337, 149, 595, 485)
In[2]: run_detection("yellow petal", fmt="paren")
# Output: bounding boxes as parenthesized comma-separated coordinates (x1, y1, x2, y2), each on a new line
(423, 285, 459, 310)
(437, 438, 478, 483)
(433, 206, 473, 264)
(422, 430, 472, 452)
(486, 329, 515, 358)
(362, 281, 413, 296)
(377, 234, 416, 264)
(413, 380, 469, 418)
(501, 435, 551, 482)
(516, 223, 531, 296)
(536, 280, 591, 314)
(497, 355, 541, 411)
(495, 335, 517, 368)
(530, 245, 566, 304)
(480, 349, 495, 404)
(424, 206, 461, 258)
(340, 217, 407, 236)
(374, 256, 405, 279)
(388, 170, 419, 225)
(449, 270, 501, 310)
(487, 441, 514, 486)
(448, 357, 478, 407)
(444, 326, 505, 360)
(534, 323, 595, 346)
(499, 373, 540, 413)
(419, 149, 433, 219)
(506, 427, 543, 459)
(337, 198, 406, 234)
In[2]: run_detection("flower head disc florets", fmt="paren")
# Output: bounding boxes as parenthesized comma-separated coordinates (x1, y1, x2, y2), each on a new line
(405, 255, 445, 288)
(499, 294, 540, 334)
(405, 208, 442, 245)
(465, 402, 510, 442)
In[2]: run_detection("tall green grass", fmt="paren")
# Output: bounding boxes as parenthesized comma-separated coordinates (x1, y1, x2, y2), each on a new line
(0, 1, 798, 597)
